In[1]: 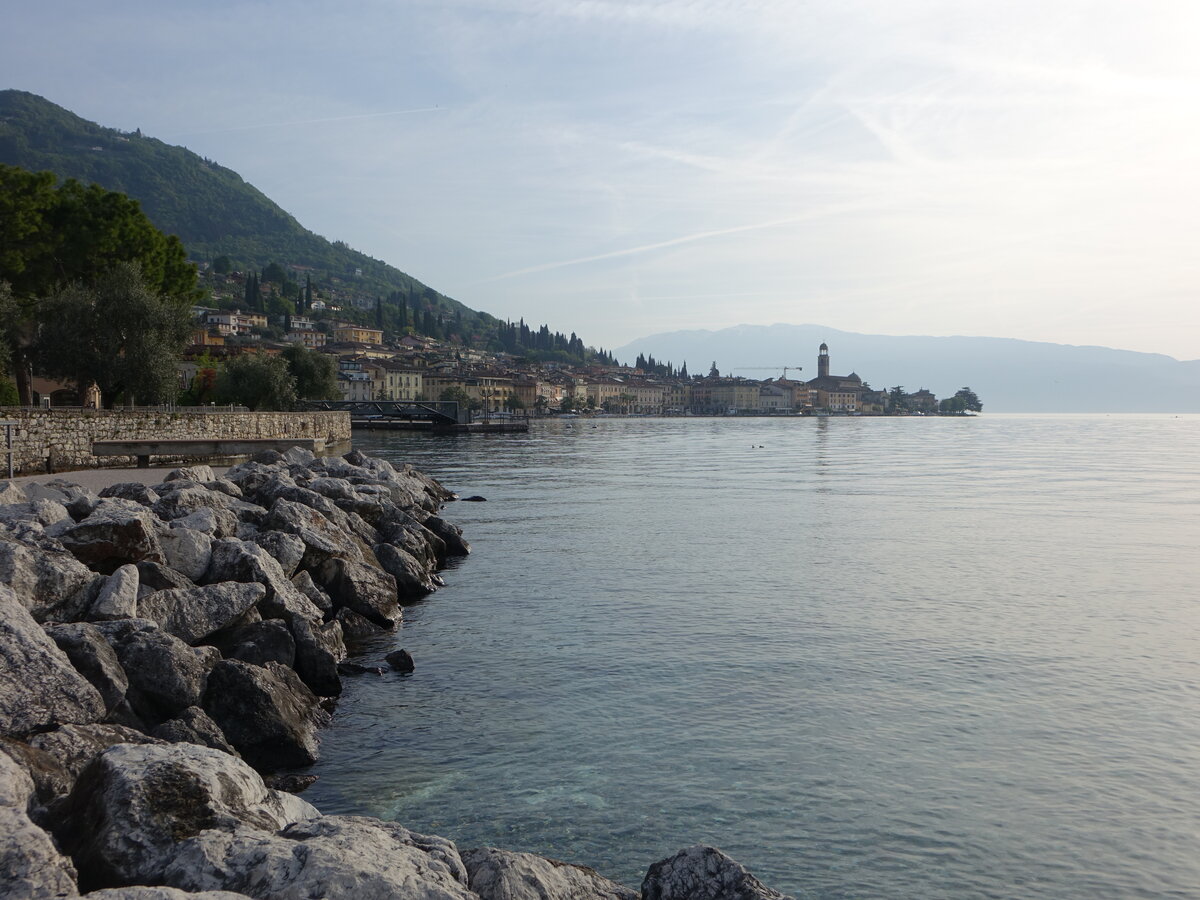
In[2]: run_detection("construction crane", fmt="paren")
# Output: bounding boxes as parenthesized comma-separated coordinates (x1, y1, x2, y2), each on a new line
(734, 366, 804, 380)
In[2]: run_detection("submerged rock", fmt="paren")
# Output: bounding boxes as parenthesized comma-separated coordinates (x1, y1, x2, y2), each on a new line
(385, 648, 415, 673)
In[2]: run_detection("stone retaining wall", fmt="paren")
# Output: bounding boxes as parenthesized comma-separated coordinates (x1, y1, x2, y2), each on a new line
(1, 409, 351, 475)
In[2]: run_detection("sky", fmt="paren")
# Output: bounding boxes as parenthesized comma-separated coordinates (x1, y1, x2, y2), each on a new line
(3, 0, 1200, 361)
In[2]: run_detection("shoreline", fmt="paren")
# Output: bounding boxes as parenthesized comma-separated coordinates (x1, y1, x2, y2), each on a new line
(0, 449, 792, 899)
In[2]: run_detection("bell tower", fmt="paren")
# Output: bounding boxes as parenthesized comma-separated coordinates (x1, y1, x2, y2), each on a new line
(818, 342, 829, 378)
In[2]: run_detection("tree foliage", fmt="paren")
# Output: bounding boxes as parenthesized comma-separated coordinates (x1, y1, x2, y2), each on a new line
(0, 163, 200, 404)
(940, 387, 983, 413)
(215, 352, 297, 411)
(0, 164, 198, 303)
(36, 263, 193, 407)
(282, 344, 339, 401)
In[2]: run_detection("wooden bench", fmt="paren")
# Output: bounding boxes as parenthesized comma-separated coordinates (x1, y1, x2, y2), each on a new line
(91, 438, 327, 469)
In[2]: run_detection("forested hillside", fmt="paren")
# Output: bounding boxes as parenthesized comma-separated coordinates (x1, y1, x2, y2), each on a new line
(0, 89, 503, 343)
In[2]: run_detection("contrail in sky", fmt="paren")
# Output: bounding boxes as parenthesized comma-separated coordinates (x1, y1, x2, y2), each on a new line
(170, 106, 445, 138)
(474, 203, 866, 283)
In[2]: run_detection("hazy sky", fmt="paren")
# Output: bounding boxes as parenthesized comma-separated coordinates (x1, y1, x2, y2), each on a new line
(4, 1, 1200, 360)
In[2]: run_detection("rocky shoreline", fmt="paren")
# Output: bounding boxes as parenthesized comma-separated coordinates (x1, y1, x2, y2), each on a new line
(1, 449, 791, 899)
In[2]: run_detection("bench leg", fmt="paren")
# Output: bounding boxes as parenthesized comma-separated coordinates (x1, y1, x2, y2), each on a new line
(137, 455, 150, 469)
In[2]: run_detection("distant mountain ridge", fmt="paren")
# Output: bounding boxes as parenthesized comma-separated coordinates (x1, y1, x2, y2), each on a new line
(0, 89, 495, 335)
(615, 324, 1200, 413)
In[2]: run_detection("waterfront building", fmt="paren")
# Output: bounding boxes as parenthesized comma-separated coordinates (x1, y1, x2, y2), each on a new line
(805, 344, 863, 412)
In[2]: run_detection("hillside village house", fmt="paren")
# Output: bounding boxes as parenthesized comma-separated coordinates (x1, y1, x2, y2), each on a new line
(333, 325, 384, 345)
(284, 330, 327, 350)
(205, 310, 268, 336)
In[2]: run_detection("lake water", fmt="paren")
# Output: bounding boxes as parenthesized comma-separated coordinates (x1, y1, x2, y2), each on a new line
(303, 415, 1200, 899)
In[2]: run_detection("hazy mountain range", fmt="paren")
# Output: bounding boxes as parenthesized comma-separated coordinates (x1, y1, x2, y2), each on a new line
(615, 324, 1200, 413)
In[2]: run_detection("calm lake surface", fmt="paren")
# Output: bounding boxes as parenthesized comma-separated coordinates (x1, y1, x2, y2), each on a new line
(304, 415, 1200, 898)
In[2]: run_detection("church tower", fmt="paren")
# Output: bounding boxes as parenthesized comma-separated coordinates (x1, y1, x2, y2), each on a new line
(818, 342, 829, 379)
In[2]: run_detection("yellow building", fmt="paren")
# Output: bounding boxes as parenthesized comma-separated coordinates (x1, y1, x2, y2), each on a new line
(333, 325, 384, 345)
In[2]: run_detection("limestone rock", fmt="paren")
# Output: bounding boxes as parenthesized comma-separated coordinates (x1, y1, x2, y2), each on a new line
(375, 541, 438, 597)
(98, 482, 160, 507)
(290, 568, 333, 615)
(151, 484, 232, 522)
(334, 607, 391, 642)
(263, 773, 318, 793)
(111, 627, 210, 724)
(202, 659, 329, 771)
(54, 742, 317, 890)
(0, 586, 105, 738)
(86, 888, 252, 899)
(150, 706, 239, 756)
(424, 515, 471, 558)
(0, 535, 99, 622)
(641, 846, 793, 900)
(0, 749, 35, 810)
(264, 497, 367, 569)
(290, 617, 345, 697)
(45, 622, 129, 715)
(165, 464, 217, 483)
(0, 805, 80, 899)
(463, 847, 638, 900)
(248, 529, 305, 577)
(171, 506, 238, 539)
(204, 539, 322, 627)
(88, 563, 141, 621)
(0, 482, 26, 505)
(137, 582, 266, 645)
(210, 619, 296, 668)
(0, 738, 73, 809)
(158, 525, 213, 582)
(0, 497, 72, 529)
(27, 723, 161, 789)
(134, 560, 194, 594)
(378, 510, 443, 569)
(162, 816, 475, 900)
(316, 557, 400, 629)
(55, 504, 166, 574)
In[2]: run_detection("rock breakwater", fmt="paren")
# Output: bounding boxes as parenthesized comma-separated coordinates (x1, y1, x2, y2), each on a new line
(0, 449, 792, 899)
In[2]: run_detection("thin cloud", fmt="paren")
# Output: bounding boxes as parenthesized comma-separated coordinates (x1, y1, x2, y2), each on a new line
(473, 203, 867, 283)
(168, 106, 446, 138)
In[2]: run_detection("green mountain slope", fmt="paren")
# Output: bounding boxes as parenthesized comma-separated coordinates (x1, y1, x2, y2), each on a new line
(0, 89, 497, 338)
